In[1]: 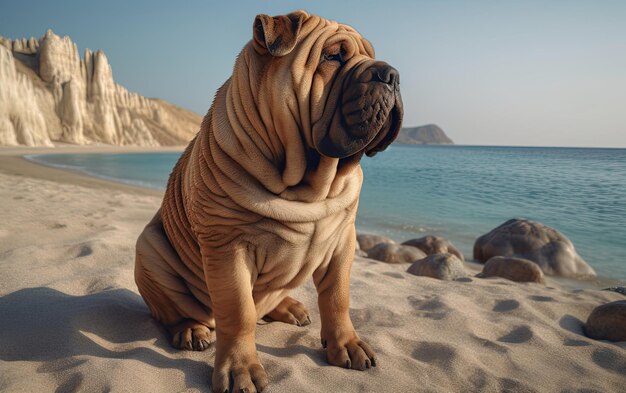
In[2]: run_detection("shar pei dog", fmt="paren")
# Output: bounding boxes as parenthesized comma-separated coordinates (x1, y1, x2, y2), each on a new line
(135, 10, 402, 392)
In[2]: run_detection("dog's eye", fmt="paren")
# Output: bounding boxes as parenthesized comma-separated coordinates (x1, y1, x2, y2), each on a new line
(322, 49, 344, 64)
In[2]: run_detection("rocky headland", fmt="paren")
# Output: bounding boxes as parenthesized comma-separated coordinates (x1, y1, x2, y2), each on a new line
(394, 124, 454, 145)
(0, 31, 201, 147)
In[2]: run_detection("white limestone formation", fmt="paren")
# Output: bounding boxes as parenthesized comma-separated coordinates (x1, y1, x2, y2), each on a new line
(0, 45, 51, 146)
(0, 30, 200, 146)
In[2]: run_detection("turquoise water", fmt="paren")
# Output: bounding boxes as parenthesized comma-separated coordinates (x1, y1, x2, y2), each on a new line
(28, 145, 626, 283)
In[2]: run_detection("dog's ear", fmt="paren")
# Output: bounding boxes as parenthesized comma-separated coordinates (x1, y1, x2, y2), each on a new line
(253, 11, 306, 57)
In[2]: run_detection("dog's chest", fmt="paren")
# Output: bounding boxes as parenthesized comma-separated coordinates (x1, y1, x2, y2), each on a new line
(249, 210, 353, 290)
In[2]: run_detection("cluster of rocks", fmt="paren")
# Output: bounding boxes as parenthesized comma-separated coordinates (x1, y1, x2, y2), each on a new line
(357, 233, 467, 281)
(357, 218, 624, 342)
(0, 30, 200, 147)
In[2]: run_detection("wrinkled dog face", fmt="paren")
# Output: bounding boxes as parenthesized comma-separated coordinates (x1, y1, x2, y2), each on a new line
(252, 11, 403, 160)
(317, 58, 403, 158)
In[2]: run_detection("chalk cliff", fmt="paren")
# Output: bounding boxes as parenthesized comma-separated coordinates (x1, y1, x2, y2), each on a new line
(0, 30, 200, 146)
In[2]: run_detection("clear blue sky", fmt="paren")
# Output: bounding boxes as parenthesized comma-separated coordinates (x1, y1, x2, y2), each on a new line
(1, 0, 625, 147)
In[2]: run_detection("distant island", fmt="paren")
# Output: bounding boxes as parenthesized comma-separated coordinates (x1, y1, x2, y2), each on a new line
(0, 30, 201, 147)
(394, 124, 454, 145)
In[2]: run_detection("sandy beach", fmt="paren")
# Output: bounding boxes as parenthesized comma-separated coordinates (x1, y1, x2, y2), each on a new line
(0, 146, 625, 392)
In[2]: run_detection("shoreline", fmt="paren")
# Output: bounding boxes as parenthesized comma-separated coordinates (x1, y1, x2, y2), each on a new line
(0, 145, 182, 197)
(1, 145, 622, 289)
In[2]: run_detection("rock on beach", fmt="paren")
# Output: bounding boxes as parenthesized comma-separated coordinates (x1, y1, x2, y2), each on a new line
(480, 256, 545, 284)
(367, 243, 426, 264)
(584, 301, 626, 342)
(474, 218, 595, 278)
(407, 253, 467, 280)
(402, 235, 464, 261)
(356, 233, 395, 253)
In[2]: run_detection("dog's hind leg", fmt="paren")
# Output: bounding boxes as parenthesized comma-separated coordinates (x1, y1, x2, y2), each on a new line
(263, 296, 311, 327)
(168, 319, 214, 351)
(135, 210, 215, 351)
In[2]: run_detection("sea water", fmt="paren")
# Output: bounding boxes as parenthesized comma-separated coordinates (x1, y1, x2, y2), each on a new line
(28, 145, 626, 283)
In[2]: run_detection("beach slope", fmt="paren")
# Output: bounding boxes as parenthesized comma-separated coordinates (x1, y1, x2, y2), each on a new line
(0, 150, 624, 392)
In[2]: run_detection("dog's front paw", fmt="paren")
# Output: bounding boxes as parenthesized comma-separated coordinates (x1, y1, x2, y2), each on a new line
(322, 331, 376, 371)
(212, 340, 268, 393)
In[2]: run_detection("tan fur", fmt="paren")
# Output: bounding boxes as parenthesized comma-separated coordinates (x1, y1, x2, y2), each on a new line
(135, 11, 400, 392)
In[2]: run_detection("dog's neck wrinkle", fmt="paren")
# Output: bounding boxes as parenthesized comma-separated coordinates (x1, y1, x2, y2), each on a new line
(196, 82, 360, 221)
(202, 117, 360, 222)
(212, 81, 286, 195)
(240, 48, 309, 188)
(209, 51, 343, 200)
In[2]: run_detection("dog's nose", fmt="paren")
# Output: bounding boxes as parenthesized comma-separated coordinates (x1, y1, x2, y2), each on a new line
(373, 64, 399, 85)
